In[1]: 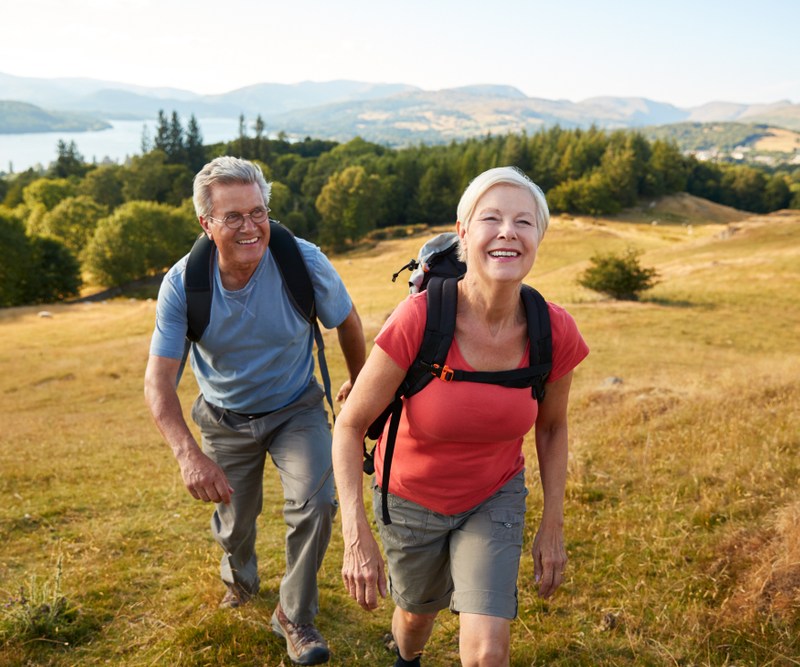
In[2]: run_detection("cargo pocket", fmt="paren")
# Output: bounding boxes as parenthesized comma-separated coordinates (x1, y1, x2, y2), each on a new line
(191, 394, 226, 427)
(372, 485, 428, 547)
(489, 510, 524, 545)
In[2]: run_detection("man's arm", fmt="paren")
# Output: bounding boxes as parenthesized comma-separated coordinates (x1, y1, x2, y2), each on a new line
(335, 305, 366, 402)
(144, 354, 233, 504)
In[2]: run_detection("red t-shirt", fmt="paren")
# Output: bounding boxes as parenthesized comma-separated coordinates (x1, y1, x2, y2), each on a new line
(374, 291, 589, 515)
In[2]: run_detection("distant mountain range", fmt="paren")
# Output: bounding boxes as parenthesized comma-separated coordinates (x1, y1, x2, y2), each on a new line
(1, 71, 799, 146)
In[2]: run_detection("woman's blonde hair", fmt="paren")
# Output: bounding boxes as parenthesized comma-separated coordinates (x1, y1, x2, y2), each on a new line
(456, 166, 549, 261)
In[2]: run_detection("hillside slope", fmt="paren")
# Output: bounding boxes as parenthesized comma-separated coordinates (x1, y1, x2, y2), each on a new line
(1, 207, 799, 666)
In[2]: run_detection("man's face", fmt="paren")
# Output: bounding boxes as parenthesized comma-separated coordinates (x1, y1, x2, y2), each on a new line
(199, 182, 271, 274)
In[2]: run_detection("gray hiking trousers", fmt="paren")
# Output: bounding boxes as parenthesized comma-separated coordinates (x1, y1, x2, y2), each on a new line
(190, 380, 337, 624)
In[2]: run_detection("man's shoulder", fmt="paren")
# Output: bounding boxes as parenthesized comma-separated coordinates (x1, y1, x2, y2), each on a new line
(158, 253, 192, 303)
(293, 236, 324, 265)
(166, 252, 192, 280)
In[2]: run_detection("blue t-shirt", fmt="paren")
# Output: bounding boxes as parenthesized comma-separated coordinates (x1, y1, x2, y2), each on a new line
(150, 237, 353, 413)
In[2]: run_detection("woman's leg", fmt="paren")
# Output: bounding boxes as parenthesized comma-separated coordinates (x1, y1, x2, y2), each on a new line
(459, 613, 511, 667)
(392, 607, 438, 663)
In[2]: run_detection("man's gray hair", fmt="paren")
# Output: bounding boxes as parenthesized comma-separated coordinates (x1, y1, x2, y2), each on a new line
(192, 156, 271, 218)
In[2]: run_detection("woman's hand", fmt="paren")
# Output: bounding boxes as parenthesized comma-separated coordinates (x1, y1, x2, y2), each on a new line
(532, 520, 567, 599)
(341, 526, 387, 610)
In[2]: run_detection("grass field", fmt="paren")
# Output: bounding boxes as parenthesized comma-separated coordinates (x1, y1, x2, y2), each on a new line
(1, 195, 799, 666)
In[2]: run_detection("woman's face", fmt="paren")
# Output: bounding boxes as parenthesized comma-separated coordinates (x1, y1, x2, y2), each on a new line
(458, 183, 540, 285)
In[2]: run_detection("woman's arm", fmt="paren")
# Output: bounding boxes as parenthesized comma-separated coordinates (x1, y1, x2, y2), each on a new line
(332, 344, 407, 610)
(531, 370, 573, 598)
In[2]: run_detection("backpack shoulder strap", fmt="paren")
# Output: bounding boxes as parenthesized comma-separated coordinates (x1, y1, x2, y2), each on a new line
(377, 275, 459, 524)
(521, 284, 553, 401)
(184, 233, 214, 343)
(401, 275, 459, 397)
(268, 221, 335, 417)
(268, 221, 316, 323)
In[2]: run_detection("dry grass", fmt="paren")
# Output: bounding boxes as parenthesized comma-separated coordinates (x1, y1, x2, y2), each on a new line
(1, 195, 799, 665)
(751, 127, 800, 153)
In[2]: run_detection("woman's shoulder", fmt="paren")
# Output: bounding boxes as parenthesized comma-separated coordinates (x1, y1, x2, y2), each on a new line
(545, 300, 579, 330)
(382, 291, 428, 330)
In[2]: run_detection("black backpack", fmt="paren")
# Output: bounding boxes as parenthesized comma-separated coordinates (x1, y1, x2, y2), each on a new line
(180, 220, 335, 415)
(365, 232, 553, 524)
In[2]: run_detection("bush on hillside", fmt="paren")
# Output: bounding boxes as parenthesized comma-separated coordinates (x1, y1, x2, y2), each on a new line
(83, 201, 197, 286)
(578, 247, 659, 301)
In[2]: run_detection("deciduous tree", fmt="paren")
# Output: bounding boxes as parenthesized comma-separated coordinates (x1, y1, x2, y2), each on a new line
(83, 201, 196, 285)
(316, 165, 380, 251)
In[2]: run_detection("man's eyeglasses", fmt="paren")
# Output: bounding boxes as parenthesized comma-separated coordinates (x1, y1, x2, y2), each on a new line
(207, 207, 270, 230)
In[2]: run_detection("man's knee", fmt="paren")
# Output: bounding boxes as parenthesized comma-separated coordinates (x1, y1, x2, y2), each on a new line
(285, 489, 337, 522)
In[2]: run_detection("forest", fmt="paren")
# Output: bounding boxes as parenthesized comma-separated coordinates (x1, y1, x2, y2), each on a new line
(1, 110, 799, 307)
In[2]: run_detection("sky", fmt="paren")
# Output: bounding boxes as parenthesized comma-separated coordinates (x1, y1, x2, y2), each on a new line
(2, 0, 798, 108)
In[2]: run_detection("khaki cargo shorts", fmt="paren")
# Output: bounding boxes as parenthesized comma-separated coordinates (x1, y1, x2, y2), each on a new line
(373, 471, 527, 619)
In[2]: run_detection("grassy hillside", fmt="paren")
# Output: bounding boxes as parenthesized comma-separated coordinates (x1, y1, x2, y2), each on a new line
(1, 197, 799, 665)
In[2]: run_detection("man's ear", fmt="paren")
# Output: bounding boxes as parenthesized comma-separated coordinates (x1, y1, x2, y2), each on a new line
(199, 217, 213, 240)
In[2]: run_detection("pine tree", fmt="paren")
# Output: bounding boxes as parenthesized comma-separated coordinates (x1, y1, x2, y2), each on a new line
(185, 115, 205, 172)
(166, 112, 185, 164)
(154, 110, 170, 153)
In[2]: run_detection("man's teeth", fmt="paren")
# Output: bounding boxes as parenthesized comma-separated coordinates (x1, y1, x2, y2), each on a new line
(489, 251, 518, 257)
(238, 238, 259, 245)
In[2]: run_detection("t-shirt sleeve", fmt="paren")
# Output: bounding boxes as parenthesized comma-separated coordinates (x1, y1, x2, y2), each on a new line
(298, 239, 353, 329)
(149, 262, 190, 360)
(374, 292, 427, 371)
(547, 302, 589, 382)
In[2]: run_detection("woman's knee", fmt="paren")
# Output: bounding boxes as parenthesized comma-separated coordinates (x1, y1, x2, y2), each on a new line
(459, 615, 510, 667)
(460, 640, 509, 667)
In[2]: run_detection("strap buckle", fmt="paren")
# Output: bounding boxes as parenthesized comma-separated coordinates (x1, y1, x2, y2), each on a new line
(431, 363, 455, 382)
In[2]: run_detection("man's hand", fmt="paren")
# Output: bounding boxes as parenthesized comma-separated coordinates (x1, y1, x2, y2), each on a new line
(178, 449, 234, 505)
(336, 379, 354, 402)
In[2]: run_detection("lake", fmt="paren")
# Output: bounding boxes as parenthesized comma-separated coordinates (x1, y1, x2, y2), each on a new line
(0, 118, 243, 173)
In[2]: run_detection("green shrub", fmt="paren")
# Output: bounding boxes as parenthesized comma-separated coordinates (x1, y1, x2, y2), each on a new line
(578, 247, 659, 300)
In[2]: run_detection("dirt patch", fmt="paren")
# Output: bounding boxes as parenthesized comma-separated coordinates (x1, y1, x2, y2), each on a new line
(709, 501, 800, 625)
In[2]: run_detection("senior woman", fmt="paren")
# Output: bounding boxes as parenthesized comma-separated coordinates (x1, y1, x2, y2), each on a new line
(332, 166, 589, 667)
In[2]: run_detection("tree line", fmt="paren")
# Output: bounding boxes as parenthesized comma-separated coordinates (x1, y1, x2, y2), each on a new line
(1, 112, 798, 307)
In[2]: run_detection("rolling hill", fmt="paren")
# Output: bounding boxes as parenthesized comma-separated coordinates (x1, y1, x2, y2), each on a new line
(1, 71, 799, 149)
(0, 100, 110, 134)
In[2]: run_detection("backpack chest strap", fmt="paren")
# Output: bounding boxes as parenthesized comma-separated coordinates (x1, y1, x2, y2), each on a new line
(421, 361, 553, 387)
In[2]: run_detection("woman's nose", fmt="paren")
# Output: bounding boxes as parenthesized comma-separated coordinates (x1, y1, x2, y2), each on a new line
(498, 218, 517, 238)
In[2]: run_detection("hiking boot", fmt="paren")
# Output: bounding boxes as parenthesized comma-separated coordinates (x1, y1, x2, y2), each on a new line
(270, 603, 330, 665)
(218, 582, 253, 609)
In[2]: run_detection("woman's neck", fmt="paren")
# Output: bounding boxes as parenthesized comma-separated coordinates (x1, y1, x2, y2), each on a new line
(458, 274, 524, 333)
